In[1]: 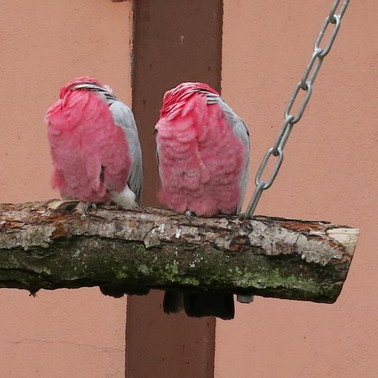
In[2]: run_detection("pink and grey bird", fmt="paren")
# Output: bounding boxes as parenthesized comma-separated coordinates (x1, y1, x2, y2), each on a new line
(155, 82, 250, 319)
(45, 77, 143, 209)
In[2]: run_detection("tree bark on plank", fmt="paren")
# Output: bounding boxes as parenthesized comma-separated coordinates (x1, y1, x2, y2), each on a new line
(0, 200, 358, 303)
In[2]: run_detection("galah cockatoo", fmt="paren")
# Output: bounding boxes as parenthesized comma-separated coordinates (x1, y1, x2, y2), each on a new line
(155, 82, 250, 319)
(45, 77, 143, 210)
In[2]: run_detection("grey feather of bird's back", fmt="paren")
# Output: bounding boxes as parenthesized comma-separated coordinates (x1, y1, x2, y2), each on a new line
(108, 101, 143, 202)
(207, 93, 250, 214)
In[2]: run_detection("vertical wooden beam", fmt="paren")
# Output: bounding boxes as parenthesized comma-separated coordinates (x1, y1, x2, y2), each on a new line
(126, 0, 223, 377)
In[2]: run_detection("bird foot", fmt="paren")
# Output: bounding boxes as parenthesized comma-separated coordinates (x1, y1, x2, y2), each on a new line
(185, 210, 197, 223)
(236, 294, 254, 303)
(75, 201, 97, 216)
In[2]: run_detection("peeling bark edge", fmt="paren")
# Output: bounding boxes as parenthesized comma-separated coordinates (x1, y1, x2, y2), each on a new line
(0, 201, 358, 302)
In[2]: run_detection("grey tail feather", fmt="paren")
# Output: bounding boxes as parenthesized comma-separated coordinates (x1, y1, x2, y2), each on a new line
(163, 290, 235, 320)
(163, 289, 184, 313)
(183, 292, 235, 320)
(99, 285, 150, 298)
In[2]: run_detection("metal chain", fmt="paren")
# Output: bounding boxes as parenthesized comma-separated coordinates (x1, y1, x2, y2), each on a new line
(244, 0, 350, 219)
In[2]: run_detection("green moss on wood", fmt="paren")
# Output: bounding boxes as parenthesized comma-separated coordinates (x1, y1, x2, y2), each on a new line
(0, 235, 347, 303)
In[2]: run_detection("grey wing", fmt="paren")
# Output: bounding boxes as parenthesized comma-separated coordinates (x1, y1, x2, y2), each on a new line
(216, 96, 250, 214)
(154, 124, 164, 184)
(108, 100, 143, 202)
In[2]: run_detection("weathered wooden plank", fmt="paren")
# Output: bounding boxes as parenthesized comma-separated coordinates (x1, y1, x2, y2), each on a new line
(0, 201, 358, 303)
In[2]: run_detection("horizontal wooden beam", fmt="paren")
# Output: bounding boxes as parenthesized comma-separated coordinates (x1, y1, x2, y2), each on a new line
(0, 201, 358, 303)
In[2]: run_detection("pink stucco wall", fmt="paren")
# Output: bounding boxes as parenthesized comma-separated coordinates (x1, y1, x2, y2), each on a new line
(217, 1, 377, 377)
(0, 1, 132, 377)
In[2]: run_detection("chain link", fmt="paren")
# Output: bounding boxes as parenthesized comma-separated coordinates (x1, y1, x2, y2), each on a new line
(244, 0, 350, 219)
